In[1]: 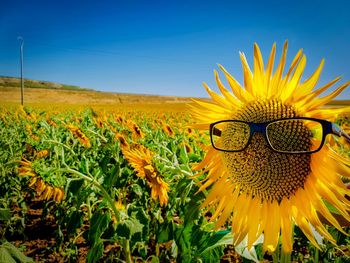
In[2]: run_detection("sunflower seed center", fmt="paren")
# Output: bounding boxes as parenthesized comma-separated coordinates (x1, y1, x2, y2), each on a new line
(222, 100, 311, 202)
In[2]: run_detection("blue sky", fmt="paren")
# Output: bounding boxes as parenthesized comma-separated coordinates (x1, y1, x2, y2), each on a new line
(1, 0, 350, 99)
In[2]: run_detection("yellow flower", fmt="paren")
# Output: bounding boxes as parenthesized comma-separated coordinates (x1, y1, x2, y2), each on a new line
(122, 144, 169, 206)
(182, 142, 193, 153)
(191, 42, 350, 253)
(162, 122, 174, 136)
(17, 158, 65, 202)
(115, 115, 124, 124)
(67, 124, 91, 148)
(46, 117, 58, 128)
(126, 121, 145, 140)
(35, 149, 49, 158)
(94, 117, 104, 128)
(116, 133, 129, 150)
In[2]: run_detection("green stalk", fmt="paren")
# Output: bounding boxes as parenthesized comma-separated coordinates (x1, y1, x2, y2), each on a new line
(272, 248, 279, 263)
(64, 168, 120, 221)
(314, 247, 319, 263)
(123, 239, 132, 263)
(86, 196, 92, 219)
(59, 168, 132, 262)
(280, 248, 291, 263)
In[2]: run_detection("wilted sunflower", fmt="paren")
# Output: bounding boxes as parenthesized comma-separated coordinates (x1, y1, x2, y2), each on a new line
(18, 158, 65, 202)
(122, 144, 169, 206)
(191, 42, 350, 253)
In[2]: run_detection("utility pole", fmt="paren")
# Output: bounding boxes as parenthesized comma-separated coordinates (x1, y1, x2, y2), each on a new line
(18, 36, 24, 106)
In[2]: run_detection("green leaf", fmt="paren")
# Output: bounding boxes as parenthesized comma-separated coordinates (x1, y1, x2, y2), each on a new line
(116, 221, 131, 239)
(87, 210, 111, 245)
(67, 178, 85, 195)
(102, 162, 120, 189)
(0, 248, 16, 263)
(201, 247, 224, 263)
(200, 230, 232, 255)
(116, 206, 149, 245)
(188, 153, 202, 163)
(0, 242, 33, 263)
(86, 241, 104, 263)
(0, 208, 11, 221)
(148, 255, 160, 263)
(157, 222, 173, 243)
(130, 184, 143, 197)
(174, 222, 194, 261)
(65, 210, 83, 235)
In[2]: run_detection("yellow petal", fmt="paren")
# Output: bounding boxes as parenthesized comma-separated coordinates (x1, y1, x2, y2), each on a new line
(263, 201, 280, 253)
(203, 82, 235, 110)
(280, 198, 293, 253)
(218, 64, 252, 102)
(214, 70, 241, 108)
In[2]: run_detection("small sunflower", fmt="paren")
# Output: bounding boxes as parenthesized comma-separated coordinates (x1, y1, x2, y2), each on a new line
(162, 122, 174, 137)
(66, 124, 91, 148)
(35, 149, 50, 159)
(94, 117, 104, 128)
(125, 120, 145, 140)
(122, 144, 169, 206)
(191, 42, 350, 253)
(116, 133, 130, 150)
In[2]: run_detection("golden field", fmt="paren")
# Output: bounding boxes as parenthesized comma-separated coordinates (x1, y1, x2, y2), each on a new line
(0, 86, 203, 112)
(1, 86, 348, 111)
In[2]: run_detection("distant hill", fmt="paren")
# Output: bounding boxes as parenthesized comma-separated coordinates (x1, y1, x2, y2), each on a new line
(0, 76, 198, 105)
(0, 76, 94, 91)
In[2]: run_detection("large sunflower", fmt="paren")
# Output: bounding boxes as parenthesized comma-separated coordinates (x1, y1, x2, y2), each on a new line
(191, 42, 350, 253)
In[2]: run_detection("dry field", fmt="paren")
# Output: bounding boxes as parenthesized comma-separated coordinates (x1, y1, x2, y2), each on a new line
(0, 87, 202, 113)
(1, 87, 348, 109)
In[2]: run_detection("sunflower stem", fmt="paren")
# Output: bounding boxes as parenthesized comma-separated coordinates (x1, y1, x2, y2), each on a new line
(123, 239, 132, 263)
(314, 247, 319, 263)
(63, 168, 120, 221)
(58, 168, 134, 260)
(272, 249, 279, 263)
(280, 248, 291, 263)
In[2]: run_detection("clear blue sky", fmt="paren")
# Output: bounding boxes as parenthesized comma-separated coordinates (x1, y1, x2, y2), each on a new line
(1, 0, 350, 99)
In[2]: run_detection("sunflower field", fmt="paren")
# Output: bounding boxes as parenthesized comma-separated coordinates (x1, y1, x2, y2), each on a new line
(0, 102, 349, 263)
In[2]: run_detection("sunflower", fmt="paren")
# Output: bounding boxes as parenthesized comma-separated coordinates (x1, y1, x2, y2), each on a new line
(126, 121, 145, 140)
(18, 158, 65, 202)
(190, 42, 350, 253)
(66, 124, 91, 148)
(162, 122, 174, 137)
(122, 144, 169, 206)
(35, 149, 50, 159)
(116, 133, 130, 150)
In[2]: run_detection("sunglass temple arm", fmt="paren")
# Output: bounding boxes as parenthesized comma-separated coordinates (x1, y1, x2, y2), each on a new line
(332, 123, 350, 143)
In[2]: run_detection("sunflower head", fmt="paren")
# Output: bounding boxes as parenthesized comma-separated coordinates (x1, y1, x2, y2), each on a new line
(122, 144, 169, 206)
(191, 41, 350, 253)
(17, 158, 65, 202)
(67, 124, 91, 148)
